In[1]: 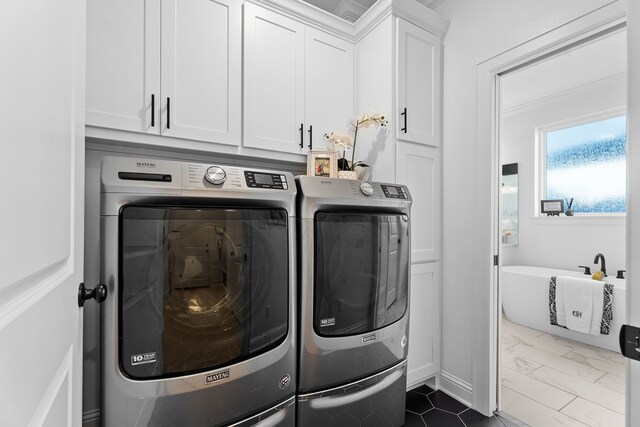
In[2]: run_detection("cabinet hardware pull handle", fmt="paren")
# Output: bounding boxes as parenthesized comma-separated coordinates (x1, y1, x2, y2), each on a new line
(299, 123, 304, 148)
(167, 97, 171, 129)
(151, 94, 155, 127)
(308, 125, 313, 150)
(401, 107, 407, 133)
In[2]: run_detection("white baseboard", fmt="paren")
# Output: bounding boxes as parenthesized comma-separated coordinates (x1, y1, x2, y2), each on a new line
(438, 370, 473, 407)
(406, 366, 438, 390)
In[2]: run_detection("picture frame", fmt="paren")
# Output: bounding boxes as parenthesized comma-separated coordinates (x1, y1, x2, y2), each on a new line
(540, 199, 564, 216)
(307, 150, 338, 178)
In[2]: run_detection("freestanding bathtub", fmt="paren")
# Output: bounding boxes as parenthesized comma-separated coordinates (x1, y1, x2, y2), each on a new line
(502, 265, 626, 352)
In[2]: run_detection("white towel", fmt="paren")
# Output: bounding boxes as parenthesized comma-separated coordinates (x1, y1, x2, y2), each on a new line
(558, 276, 594, 334)
(556, 277, 566, 327)
(590, 281, 605, 335)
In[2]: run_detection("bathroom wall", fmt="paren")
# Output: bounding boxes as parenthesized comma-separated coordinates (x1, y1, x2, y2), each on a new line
(501, 73, 627, 273)
(433, 0, 618, 413)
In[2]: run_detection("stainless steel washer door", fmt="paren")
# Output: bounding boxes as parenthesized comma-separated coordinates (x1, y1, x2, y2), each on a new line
(314, 212, 409, 337)
(119, 205, 289, 379)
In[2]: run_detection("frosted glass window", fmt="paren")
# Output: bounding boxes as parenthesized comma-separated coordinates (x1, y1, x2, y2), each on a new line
(545, 115, 626, 213)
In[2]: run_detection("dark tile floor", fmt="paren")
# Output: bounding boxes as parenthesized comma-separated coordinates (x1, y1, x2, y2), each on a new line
(404, 385, 527, 427)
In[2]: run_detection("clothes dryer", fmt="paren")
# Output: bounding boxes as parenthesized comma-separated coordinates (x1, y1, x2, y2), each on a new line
(100, 157, 296, 426)
(295, 177, 412, 427)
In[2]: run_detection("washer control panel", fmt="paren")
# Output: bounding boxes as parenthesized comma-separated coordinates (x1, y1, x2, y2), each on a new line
(244, 171, 288, 190)
(380, 184, 408, 199)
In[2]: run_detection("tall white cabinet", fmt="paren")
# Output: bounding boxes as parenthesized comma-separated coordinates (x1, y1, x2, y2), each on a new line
(354, 4, 447, 389)
(396, 20, 444, 387)
(243, 3, 354, 154)
(86, 0, 241, 145)
(397, 141, 442, 388)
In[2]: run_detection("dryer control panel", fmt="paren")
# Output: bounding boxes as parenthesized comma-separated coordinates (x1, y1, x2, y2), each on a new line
(244, 171, 288, 190)
(380, 184, 408, 199)
(180, 163, 292, 193)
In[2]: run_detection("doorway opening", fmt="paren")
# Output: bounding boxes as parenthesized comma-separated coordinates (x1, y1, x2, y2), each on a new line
(496, 27, 627, 427)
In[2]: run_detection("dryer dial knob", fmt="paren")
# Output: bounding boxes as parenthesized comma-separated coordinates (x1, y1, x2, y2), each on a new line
(205, 166, 227, 185)
(360, 181, 374, 196)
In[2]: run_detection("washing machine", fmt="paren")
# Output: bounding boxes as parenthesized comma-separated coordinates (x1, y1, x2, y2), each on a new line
(295, 176, 412, 427)
(100, 156, 296, 426)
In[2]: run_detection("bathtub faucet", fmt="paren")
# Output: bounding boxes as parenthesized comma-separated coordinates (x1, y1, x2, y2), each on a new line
(593, 253, 607, 277)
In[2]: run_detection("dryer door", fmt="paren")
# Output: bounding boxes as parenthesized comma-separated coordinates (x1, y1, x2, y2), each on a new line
(118, 206, 289, 380)
(314, 212, 410, 337)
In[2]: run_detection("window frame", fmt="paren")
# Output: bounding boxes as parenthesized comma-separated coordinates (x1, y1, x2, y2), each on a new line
(535, 107, 627, 217)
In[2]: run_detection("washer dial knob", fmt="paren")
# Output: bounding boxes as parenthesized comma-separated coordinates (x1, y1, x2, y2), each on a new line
(205, 166, 227, 185)
(360, 181, 374, 196)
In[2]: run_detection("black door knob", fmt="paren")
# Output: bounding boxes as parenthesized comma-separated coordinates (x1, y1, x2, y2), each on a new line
(78, 282, 108, 307)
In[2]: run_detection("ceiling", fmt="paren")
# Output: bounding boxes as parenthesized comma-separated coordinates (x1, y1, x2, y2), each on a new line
(302, 0, 444, 23)
(303, 0, 376, 22)
(501, 30, 626, 111)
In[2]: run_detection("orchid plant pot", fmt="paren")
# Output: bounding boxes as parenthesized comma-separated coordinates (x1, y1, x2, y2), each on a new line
(338, 170, 358, 180)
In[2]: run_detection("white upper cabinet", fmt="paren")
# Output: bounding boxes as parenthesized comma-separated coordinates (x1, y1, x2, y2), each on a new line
(244, 3, 354, 154)
(396, 19, 441, 147)
(86, 0, 159, 133)
(243, 3, 306, 153)
(305, 28, 354, 151)
(161, 0, 241, 143)
(86, 0, 241, 145)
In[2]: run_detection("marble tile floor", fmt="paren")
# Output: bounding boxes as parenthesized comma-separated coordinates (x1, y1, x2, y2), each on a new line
(500, 317, 626, 427)
(404, 385, 525, 427)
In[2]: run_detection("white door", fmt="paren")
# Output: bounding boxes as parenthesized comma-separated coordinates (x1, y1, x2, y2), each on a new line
(86, 0, 160, 133)
(161, 0, 241, 144)
(305, 27, 354, 152)
(0, 0, 85, 425)
(396, 141, 442, 388)
(396, 18, 441, 147)
(243, 3, 306, 154)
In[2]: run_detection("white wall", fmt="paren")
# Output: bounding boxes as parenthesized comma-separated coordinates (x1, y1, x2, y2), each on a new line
(501, 73, 626, 272)
(433, 0, 616, 409)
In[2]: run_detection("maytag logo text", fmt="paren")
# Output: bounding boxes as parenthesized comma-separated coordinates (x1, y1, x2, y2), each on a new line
(205, 370, 230, 385)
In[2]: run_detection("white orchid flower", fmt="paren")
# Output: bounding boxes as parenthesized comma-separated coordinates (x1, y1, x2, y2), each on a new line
(324, 112, 388, 171)
(324, 132, 352, 150)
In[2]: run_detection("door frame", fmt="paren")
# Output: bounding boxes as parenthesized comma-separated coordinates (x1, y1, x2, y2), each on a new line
(473, 1, 627, 417)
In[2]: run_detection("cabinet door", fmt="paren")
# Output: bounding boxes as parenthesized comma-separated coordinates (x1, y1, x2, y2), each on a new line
(305, 28, 354, 151)
(407, 262, 440, 388)
(86, 0, 160, 133)
(396, 19, 441, 146)
(396, 142, 441, 262)
(161, 0, 241, 145)
(244, 3, 305, 154)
